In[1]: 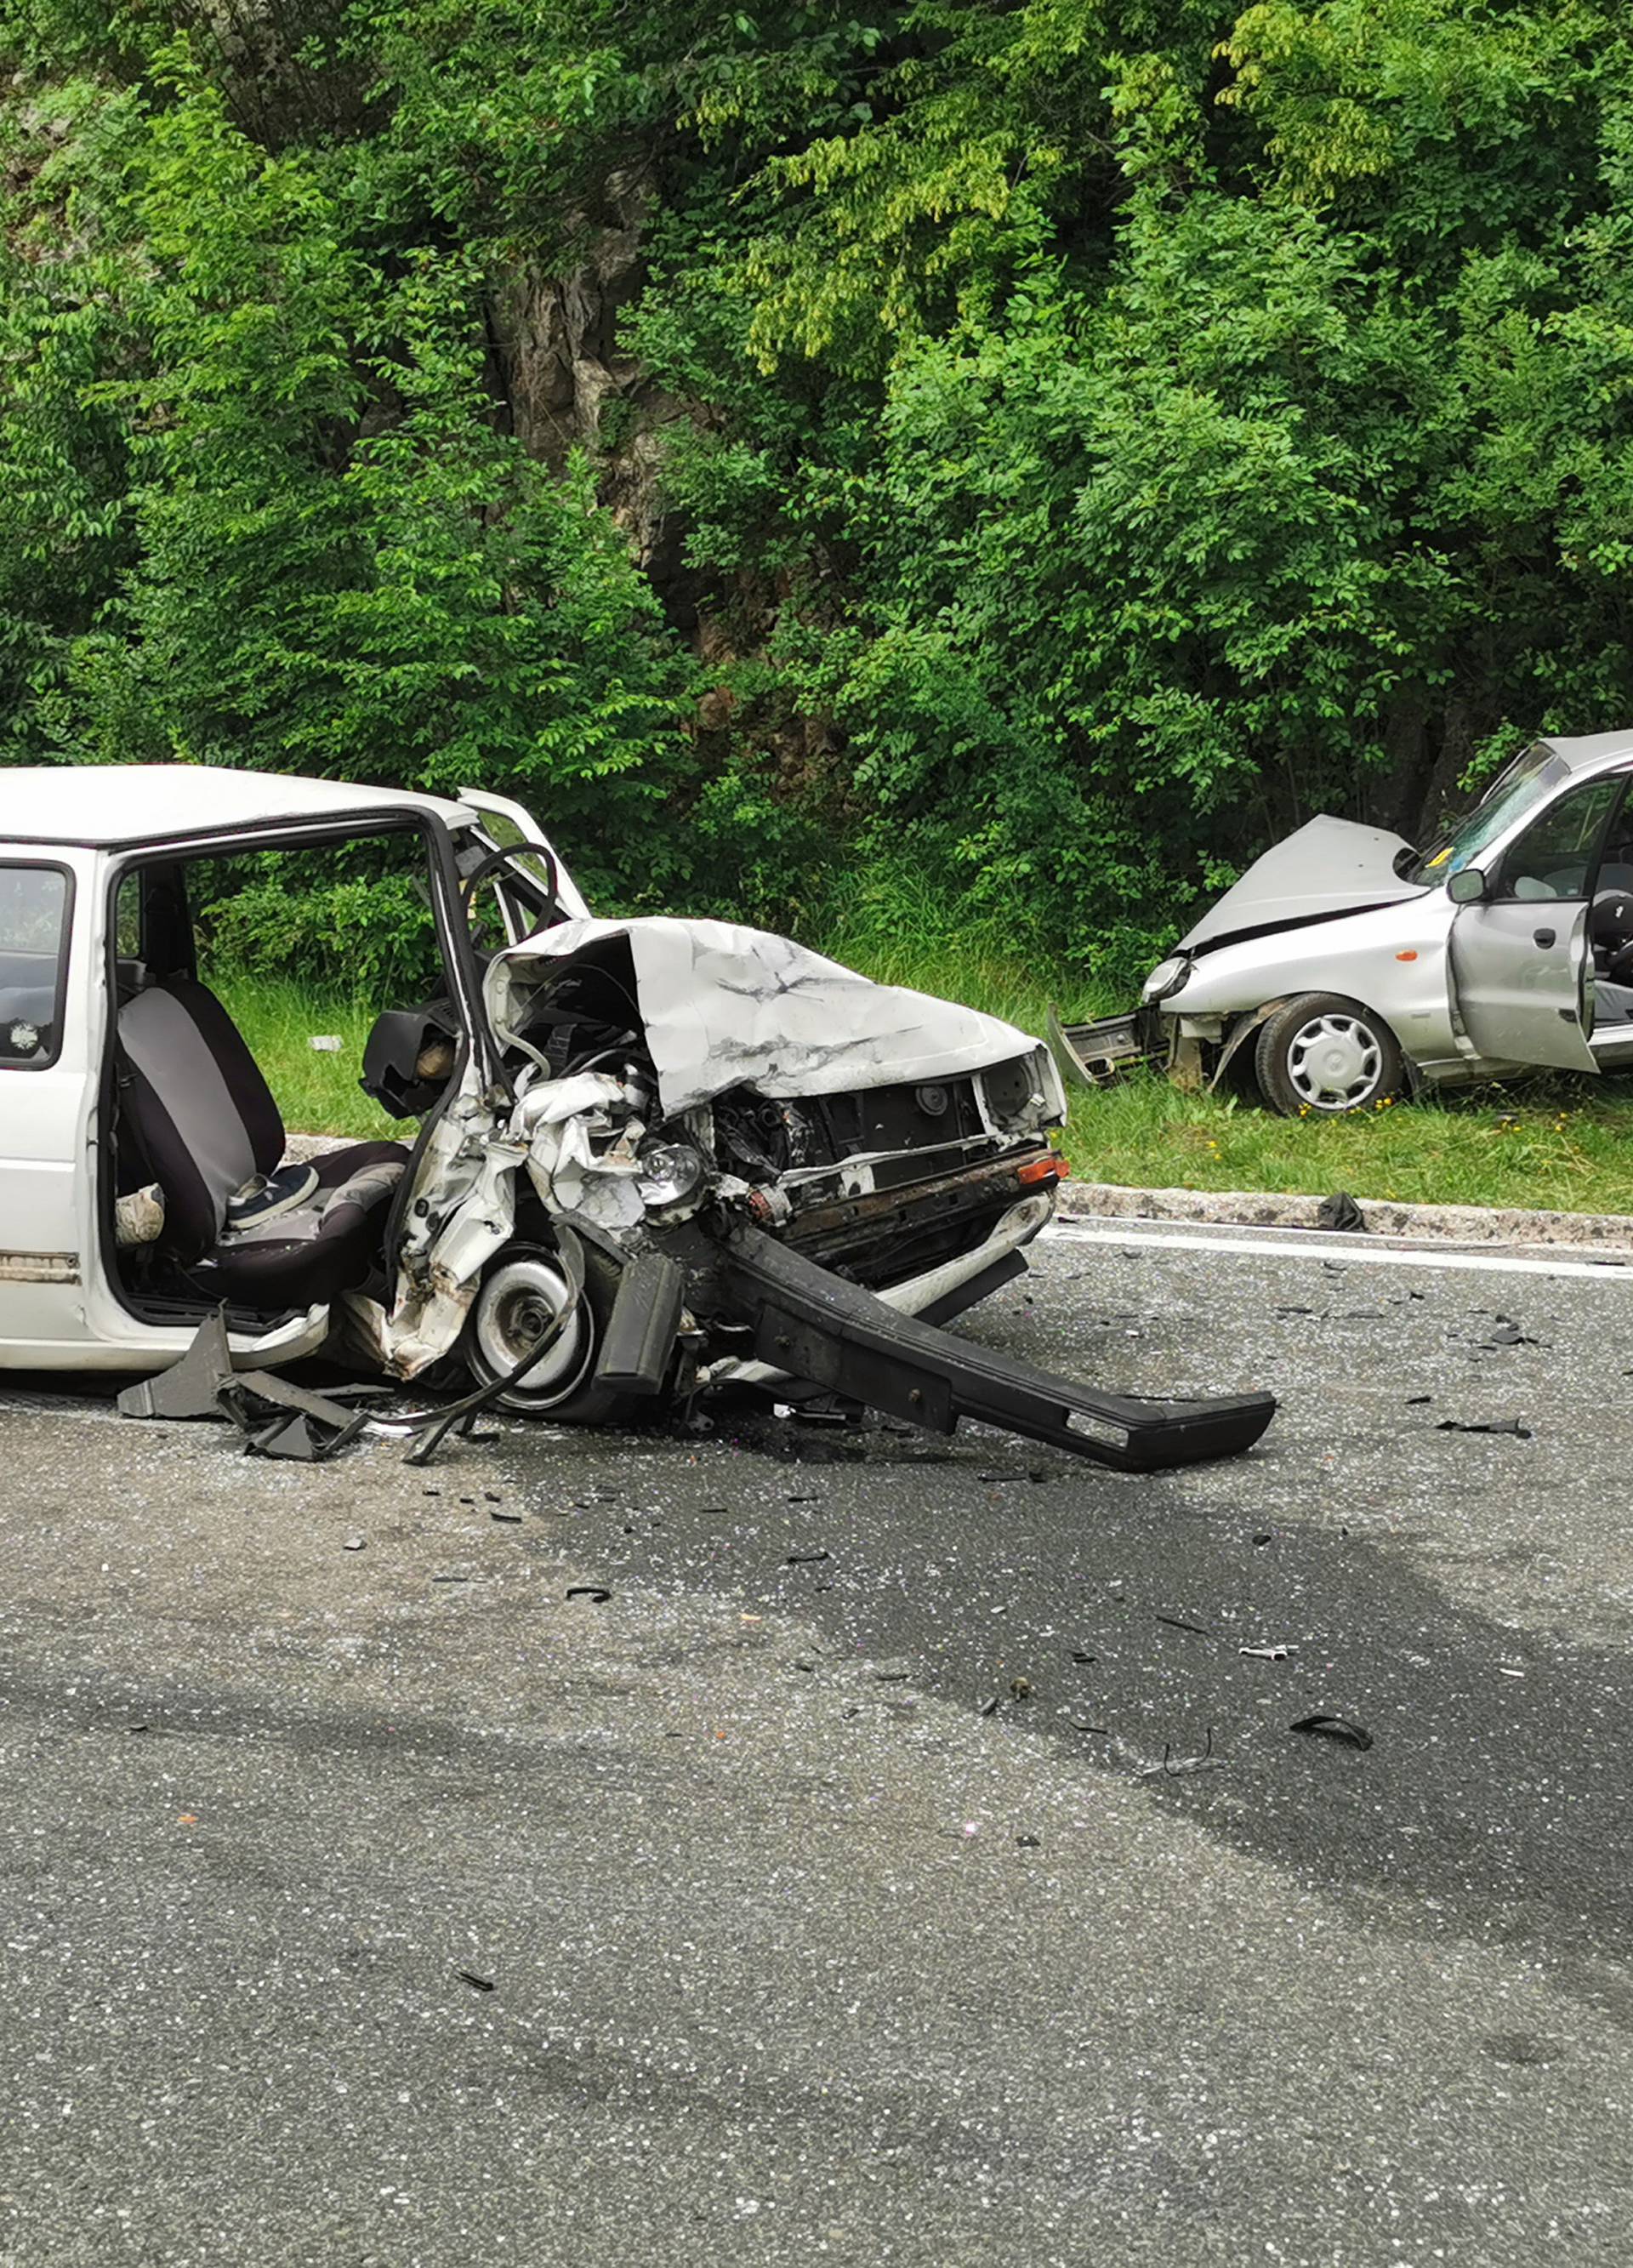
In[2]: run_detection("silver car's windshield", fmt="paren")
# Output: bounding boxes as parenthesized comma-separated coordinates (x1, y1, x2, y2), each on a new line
(1405, 743, 1570, 884)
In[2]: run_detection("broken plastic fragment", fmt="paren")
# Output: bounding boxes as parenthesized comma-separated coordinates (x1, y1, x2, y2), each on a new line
(1290, 1712, 1373, 1750)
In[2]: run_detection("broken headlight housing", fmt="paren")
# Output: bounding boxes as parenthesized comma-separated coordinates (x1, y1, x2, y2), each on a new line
(1141, 954, 1191, 1006)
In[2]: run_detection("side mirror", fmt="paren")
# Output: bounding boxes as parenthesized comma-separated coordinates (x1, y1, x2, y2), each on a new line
(1447, 866, 1488, 905)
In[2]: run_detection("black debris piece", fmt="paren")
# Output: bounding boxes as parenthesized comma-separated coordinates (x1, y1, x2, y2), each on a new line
(432, 1574, 470, 1585)
(1290, 1712, 1373, 1750)
(787, 1550, 830, 1565)
(1068, 1720, 1110, 1735)
(1070, 1650, 1096, 1666)
(566, 1585, 612, 1604)
(1484, 1325, 1538, 1348)
(978, 1695, 1000, 1717)
(1155, 1613, 1211, 1637)
(457, 1970, 496, 1993)
(1436, 1416, 1533, 1439)
(1252, 1531, 1273, 1547)
(243, 1411, 333, 1462)
(1317, 1193, 1367, 1233)
(1139, 1728, 1224, 1778)
(484, 1492, 503, 1503)
(1015, 1832, 1042, 1849)
(1406, 1395, 1432, 1405)
(490, 1508, 523, 1524)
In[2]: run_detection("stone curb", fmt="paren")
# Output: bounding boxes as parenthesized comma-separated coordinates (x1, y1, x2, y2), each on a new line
(1057, 1177, 1633, 1251)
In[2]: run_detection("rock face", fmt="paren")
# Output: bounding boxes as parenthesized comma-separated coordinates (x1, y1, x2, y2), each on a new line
(486, 174, 685, 586)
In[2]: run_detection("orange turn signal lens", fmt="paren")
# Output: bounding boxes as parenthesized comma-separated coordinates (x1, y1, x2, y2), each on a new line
(1396, 949, 1418, 961)
(1018, 1156, 1068, 1186)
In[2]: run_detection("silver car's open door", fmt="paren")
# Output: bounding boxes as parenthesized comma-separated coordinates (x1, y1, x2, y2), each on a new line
(1450, 896, 1598, 1071)
(1446, 768, 1630, 1073)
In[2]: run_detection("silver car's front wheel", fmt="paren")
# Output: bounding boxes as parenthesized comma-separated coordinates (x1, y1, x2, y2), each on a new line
(1253, 993, 1404, 1117)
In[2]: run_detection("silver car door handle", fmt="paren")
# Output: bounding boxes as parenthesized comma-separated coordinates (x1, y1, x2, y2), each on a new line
(1533, 926, 1556, 948)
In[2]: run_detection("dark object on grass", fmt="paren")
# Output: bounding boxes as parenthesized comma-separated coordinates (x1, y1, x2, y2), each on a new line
(1436, 1416, 1533, 1439)
(1291, 1712, 1373, 1750)
(1317, 1192, 1367, 1232)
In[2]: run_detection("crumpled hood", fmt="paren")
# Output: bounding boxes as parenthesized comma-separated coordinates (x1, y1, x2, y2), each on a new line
(487, 916, 1049, 1118)
(1181, 816, 1426, 952)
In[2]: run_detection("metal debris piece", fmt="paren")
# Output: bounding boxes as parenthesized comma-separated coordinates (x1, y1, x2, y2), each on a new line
(1239, 1644, 1295, 1661)
(342, 1536, 366, 1552)
(1139, 1729, 1225, 1778)
(1290, 1712, 1373, 1750)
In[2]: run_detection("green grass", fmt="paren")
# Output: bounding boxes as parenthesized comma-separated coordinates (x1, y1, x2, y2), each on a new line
(222, 950, 1633, 1219)
(214, 972, 404, 1143)
(1057, 1071, 1633, 1215)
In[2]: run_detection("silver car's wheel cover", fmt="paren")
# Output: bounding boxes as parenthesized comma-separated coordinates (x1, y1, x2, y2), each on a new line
(1285, 1013, 1384, 1111)
(471, 1253, 595, 1404)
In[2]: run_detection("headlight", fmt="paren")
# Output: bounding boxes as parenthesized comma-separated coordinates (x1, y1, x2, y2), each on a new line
(1141, 954, 1191, 1005)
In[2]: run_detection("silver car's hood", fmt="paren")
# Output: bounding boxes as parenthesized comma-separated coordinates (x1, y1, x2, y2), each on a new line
(1181, 817, 1426, 951)
(486, 916, 1049, 1116)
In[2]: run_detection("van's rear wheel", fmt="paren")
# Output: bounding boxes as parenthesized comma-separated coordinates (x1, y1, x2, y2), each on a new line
(1253, 994, 1403, 1116)
(462, 1244, 646, 1424)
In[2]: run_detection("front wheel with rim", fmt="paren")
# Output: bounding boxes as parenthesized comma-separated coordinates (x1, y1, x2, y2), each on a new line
(461, 1242, 649, 1425)
(1252, 993, 1404, 1117)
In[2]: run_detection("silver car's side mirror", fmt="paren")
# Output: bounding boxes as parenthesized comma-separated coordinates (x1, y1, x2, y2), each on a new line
(1447, 865, 1488, 904)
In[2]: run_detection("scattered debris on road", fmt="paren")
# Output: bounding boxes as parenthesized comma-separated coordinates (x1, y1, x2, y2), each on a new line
(1290, 1713, 1374, 1750)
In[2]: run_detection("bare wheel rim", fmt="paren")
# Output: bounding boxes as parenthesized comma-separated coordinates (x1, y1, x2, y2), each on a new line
(472, 1254, 595, 1403)
(1285, 1012, 1385, 1110)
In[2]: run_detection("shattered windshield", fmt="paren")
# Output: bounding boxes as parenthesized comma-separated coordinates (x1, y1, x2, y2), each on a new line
(1405, 744, 1569, 885)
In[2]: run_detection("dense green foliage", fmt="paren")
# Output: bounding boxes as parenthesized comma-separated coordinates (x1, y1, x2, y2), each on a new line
(6, 0, 1633, 982)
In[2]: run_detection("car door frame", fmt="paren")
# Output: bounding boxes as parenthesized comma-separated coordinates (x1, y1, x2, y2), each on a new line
(83, 804, 494, 1354)
(1448, 760, 1633, 1074)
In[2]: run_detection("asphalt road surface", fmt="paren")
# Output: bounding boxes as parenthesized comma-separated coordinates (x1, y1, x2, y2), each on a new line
(2, 1219, 1630, 2266)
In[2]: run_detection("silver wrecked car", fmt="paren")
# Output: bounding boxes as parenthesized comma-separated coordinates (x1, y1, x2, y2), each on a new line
(1056, 730, 1633, 1114)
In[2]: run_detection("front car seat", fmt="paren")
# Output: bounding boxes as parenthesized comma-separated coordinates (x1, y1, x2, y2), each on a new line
(117, 977, 409, 1307)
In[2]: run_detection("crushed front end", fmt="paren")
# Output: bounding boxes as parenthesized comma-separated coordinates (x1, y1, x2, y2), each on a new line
(341, 916, 1272, 1469)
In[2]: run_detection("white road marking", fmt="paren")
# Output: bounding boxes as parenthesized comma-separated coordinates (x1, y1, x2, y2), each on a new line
(1046, 1219, 1633, 1283)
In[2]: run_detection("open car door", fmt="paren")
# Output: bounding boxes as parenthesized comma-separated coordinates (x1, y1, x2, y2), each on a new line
(1449, 769, 1627, 1072)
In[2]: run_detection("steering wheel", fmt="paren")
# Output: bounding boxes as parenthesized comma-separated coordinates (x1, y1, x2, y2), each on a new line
(459, 840, 560, 955)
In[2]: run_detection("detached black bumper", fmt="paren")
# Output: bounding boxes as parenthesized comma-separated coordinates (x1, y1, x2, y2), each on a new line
(696, 1222, 1274, 1472)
